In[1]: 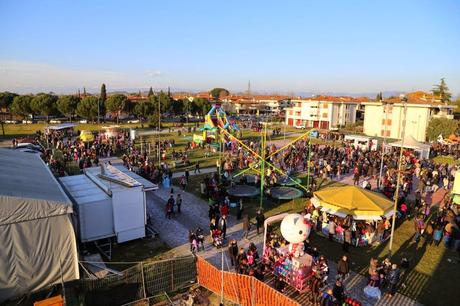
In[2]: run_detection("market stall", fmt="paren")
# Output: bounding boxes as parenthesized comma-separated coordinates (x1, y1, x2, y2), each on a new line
(311, 186, 395, 246)
(387, 135, 431, 159)
(311, 186, 394, 220)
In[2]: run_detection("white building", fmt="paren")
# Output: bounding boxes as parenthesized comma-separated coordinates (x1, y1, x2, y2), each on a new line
(284, 96, 362, 129)
(363, 92, 455, 142)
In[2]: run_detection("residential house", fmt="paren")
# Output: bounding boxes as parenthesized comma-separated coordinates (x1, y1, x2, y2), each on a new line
(363, 91, 455, 142)
(284, 96, 362, 129)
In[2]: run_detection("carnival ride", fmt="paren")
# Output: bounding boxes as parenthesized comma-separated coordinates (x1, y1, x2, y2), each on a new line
(219, 124, 320, 208)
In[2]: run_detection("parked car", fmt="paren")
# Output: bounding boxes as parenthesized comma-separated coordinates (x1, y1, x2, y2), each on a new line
(22, 120, 33, 124)
(5, 120, 18, 124)
(15, 143, 44, 152)
(79, 119, 88, 124)
(127, 119, 140, 123)
(17, 148, 43, 155)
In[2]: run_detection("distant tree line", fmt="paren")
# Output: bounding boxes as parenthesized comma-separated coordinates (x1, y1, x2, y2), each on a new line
(0, 85, 221, 124)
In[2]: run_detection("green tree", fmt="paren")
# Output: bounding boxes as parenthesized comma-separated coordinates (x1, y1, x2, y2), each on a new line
(100, 83, 107, 103)
(171, 99, 184, 114)
(426, 117, 459, 141)
(157, 90, 171, 113)
(192, 98, 211, 116)
(0, 91, 18, 111)
(106, 94, 128, 123)
(133, 100, 154, 119)
(209, 88, 229, 100)
(10, 95, 33, 119)
(455, 97, 460, 115)
(432, 78, 452, 104)
(148, 87, 154, 97)
(30, 93, 58, 120)
(57, 95, 80, 121)
(76, 96, 99, 122)
(375, 92, 383, 101)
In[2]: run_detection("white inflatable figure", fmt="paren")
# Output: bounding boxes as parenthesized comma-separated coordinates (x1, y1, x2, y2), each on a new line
(280, 213, 311, 257)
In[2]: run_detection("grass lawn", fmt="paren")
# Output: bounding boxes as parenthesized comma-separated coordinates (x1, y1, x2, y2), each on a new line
(432, 155, 460, 165)
(107, 238, 171, 269)
(1, 122, 143, 138)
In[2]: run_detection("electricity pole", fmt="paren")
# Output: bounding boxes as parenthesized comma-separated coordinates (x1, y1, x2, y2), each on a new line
(388, 95, 408, 256)
(378, 100, 391, 189)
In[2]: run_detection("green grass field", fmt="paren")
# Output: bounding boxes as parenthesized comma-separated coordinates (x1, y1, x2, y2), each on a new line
(432, 155, 460, 165)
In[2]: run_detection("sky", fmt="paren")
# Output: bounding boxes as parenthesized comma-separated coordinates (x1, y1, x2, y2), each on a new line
(0, 0, 459, 96)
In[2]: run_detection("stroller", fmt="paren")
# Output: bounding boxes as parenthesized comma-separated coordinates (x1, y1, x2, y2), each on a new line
(195, 227, 205, 251)
(212, 229, 223, 248)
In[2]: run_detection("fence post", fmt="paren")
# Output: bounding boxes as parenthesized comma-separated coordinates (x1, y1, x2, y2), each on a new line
(171, 259, 175, 291)
(140, 262, 147, 299)
(251, 277, 255, 306)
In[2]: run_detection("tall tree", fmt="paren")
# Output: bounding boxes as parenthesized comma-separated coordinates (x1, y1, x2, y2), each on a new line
(426, 117, 459, 141)
(57, 95, 80, 121)
(100, 83, 107, 103)
(158, 90, 171, 113)
(148, 87, 154, 97)
(76, 96, 99, 122)
(106, 94, 128, 123)
(0, 92, 18, 111)
(10, 95, 33, 119)
(432, 78, 452, 104)
(209, 88, 229, 100)
(30, 93, 58, 121)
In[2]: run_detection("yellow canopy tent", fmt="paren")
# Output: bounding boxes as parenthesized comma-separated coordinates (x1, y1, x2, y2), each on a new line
(79, 130, 94, 142)
(312, 186, 395, 220)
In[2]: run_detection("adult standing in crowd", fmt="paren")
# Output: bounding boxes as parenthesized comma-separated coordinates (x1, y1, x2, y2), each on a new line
(256, 209, 265, 235)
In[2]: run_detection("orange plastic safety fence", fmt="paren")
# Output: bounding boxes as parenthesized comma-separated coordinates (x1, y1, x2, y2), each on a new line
(196, 257, 300, 306)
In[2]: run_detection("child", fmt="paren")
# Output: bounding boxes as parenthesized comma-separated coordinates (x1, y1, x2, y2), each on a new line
(433, 225, 443, 246)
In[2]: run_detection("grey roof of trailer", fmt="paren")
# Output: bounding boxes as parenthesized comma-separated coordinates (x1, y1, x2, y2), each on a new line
(60, 175, 111, 205)
(84, 164, 157, 191)
(112, 164, 157, 190)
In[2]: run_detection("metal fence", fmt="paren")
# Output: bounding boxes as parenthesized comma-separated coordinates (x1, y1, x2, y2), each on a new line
(64, 255, 196, 306)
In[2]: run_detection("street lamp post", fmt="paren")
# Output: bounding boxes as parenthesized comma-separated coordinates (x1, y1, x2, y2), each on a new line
(187, 96, 194, 127)
(388, 95, 408, 256)
(158, 92, 161, 167)
(97, 97, 100, 125)
(378, 100, 390, 189)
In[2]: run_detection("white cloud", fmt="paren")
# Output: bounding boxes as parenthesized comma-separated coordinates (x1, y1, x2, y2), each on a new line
(146, 70, 164, 77)
(0, 60, 167, 93)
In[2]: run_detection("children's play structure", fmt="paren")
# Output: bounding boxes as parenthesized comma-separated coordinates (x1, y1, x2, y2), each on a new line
(192, 104, 239, 145)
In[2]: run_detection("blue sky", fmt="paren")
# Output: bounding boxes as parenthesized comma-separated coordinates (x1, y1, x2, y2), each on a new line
(0, 0, 459, 95)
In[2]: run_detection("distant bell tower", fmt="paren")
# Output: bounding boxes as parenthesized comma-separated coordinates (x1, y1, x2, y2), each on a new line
(247, 80, 251, 97)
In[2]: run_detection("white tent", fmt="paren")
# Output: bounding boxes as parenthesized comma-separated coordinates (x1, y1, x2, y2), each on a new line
(0, 149, 79, 302)
(388, 135, 431, 159)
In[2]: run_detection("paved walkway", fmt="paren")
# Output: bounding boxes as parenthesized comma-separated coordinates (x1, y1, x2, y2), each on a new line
(147, 181, 422, 306)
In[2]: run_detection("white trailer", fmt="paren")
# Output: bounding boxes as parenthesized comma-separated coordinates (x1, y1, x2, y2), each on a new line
(60, 164, 156, 244)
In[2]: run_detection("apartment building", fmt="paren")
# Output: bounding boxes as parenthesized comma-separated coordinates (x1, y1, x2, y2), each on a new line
(363, 92, 455, 142)
(284, 96, 362, 129)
